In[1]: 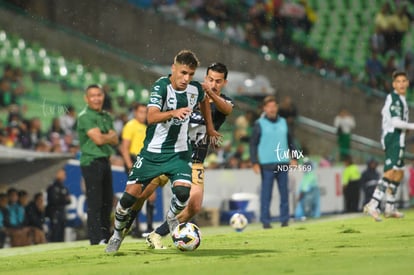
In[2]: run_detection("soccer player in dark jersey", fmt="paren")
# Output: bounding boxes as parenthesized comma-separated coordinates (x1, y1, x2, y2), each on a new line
(146, 62, 234, 249)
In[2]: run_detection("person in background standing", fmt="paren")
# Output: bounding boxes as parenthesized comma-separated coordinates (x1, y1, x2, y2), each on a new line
(46, 168, 71, 242)
(250, 95, 297, 228)
(77, 84, 119, 245)
(294, 159, 320, 220)
(360, 158, 381, 206)
(334, 108, 356, 161)
(342, 155, 362, 213)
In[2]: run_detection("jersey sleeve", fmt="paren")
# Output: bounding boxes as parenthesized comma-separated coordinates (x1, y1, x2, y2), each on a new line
(148, 78, 167, 109)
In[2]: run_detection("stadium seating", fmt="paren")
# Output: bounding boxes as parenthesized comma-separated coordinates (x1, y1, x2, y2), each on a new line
(300, 0, 379, 74)
(0, 28, 240, 142)
(0, 28, 153, 131)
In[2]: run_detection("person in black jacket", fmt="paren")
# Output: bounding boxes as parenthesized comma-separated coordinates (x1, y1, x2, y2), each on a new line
(360, 159, 381, 206)
(46, 168, 71, 242)
(25, 192, 47, 244)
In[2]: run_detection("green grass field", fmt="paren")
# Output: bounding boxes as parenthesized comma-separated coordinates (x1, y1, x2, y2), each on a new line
(1, 210, 414, 275)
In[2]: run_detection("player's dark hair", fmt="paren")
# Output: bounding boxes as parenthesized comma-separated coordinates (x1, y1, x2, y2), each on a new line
(85, 84, 102, 94)
(392, 70, 408, 81)
(207, 62, 228, 79)
(174, 50, 200, 69)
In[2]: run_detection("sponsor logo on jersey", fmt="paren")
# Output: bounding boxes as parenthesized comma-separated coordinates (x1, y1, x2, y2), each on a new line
(171, 116, 190, 125)
(189, 94, 196, 105)
(168, 97, 176, 106)
(150, 97, 161, 104)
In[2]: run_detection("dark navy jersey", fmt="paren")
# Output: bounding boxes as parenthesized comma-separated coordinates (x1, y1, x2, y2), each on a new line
(189, 93, 233, 163)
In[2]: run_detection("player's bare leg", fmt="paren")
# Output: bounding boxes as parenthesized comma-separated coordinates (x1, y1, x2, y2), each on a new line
(177, 183, 204, 222)
(145, 190, 157, 233)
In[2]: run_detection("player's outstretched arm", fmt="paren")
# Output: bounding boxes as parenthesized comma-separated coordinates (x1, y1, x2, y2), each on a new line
(391, 117, 414, 130)
(203, 85, 233, 115)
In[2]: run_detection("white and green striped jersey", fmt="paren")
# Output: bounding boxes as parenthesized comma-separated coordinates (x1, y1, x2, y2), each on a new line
(143, 76, 205, 154)
(381, 90, 409, 148)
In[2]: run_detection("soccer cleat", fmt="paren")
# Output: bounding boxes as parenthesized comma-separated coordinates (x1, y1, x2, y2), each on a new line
(363, 204, 382, 222)
(105, 235, 123, 253)
(146, 231, 166, 249)
(167, 215, 179, 235)
(384, 209, 404, 219)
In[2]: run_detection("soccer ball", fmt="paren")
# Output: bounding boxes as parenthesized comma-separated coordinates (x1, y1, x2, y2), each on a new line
(229, 213, 248, 232)
(171, 222, 201, 251)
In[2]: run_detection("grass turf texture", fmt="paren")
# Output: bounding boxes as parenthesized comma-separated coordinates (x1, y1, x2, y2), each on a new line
(1, 210, 414, 275)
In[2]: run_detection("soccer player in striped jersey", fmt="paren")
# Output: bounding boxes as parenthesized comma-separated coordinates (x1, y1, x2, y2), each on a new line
(146, 62, 233, 249)
(364, 70, 411, 221)
(106, 50, 219, 253)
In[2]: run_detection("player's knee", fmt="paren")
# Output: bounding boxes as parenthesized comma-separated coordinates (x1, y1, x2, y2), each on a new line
(119, 192, 137, 209)
(388, 181, 399, 195)
(173, 185, 190, 202)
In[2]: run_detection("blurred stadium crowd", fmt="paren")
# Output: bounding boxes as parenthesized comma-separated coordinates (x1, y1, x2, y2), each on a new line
(3, 0, 414, 165)
(131, 0, 414, 98)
